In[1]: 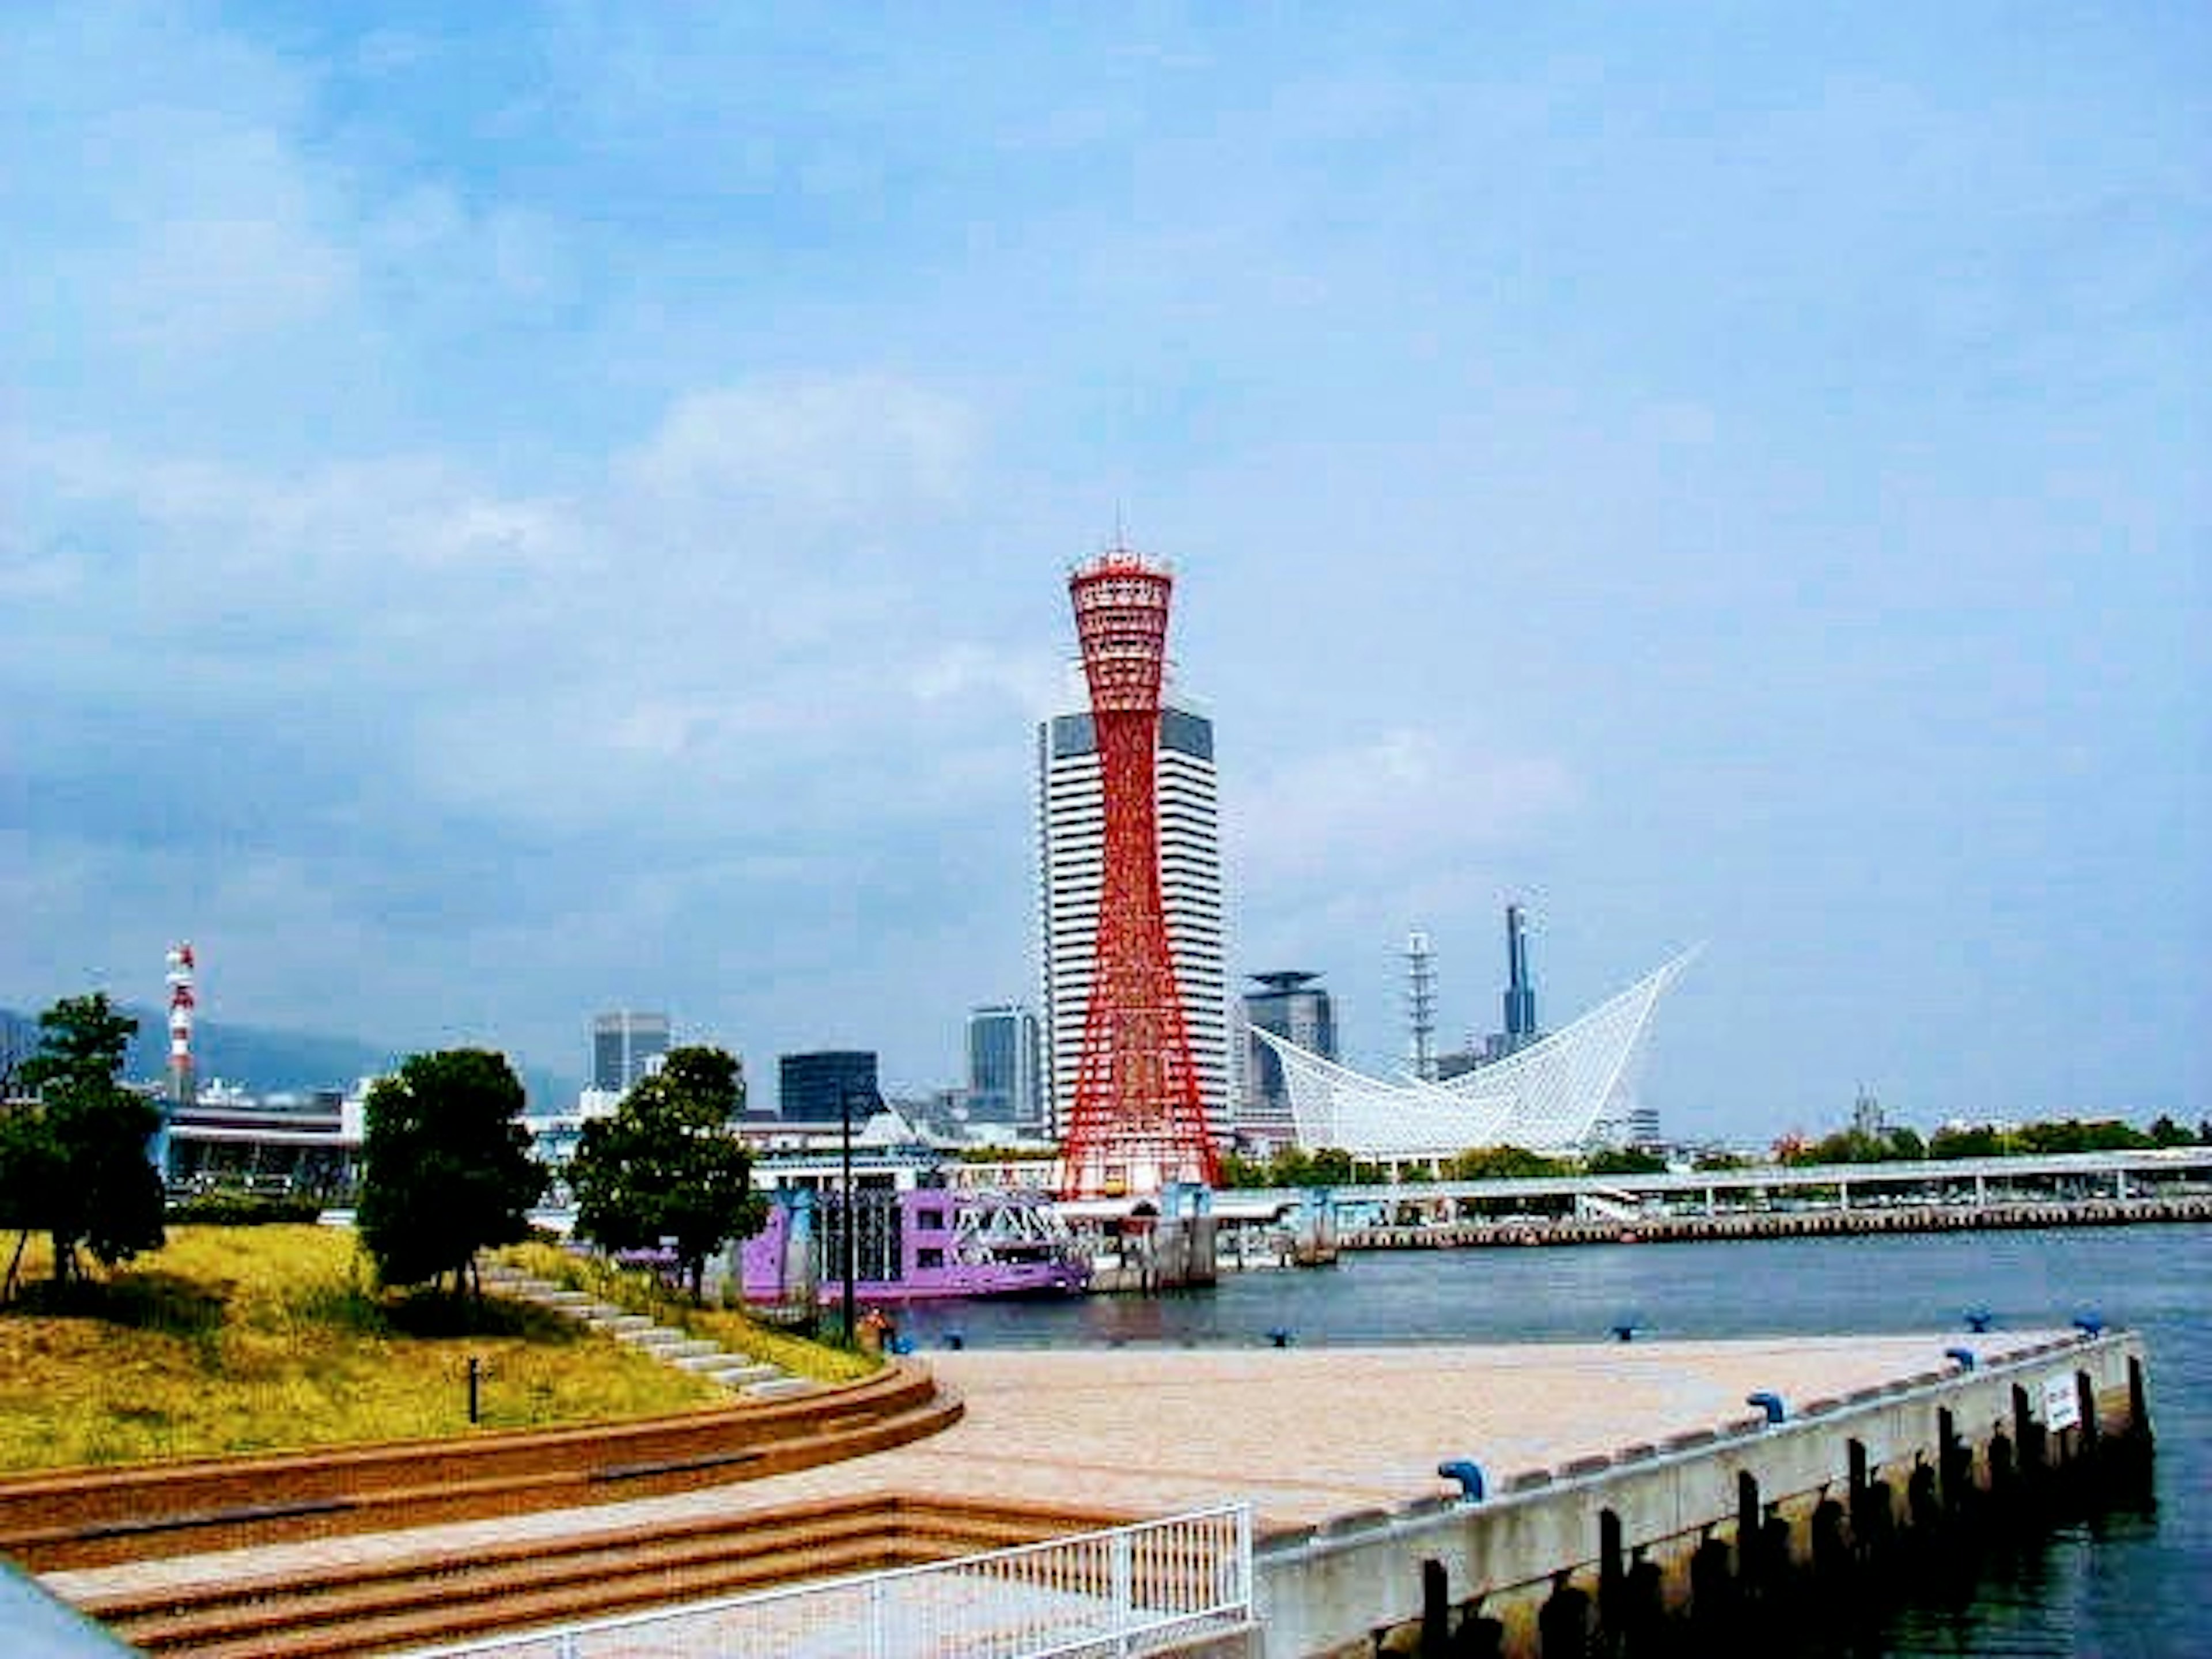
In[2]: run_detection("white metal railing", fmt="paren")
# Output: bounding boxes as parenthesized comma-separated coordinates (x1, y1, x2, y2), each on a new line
(406, 1502, 1253, 1659)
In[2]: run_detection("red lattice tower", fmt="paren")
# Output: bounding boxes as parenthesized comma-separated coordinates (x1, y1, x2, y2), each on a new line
(1059, 551, 1221, 1199)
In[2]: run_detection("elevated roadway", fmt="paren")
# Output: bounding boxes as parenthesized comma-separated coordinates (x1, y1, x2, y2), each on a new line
(1225, 1146, 2212, 1225)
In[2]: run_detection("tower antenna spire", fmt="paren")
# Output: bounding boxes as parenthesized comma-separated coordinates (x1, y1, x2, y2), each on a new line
(1406, 930, 1437, 1081)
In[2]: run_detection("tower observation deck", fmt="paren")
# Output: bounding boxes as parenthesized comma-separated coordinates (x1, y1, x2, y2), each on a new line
(1058, 551, 1220, 1199)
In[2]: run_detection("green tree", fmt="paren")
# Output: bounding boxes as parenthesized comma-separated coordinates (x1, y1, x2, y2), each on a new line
(2, 993, 166, 1295)
(357, 1049, 545, 1297)
(1584, 1147, 1669, 1176)
(1445, 1145, 1570, 1181)
(1929, 1123, 2009, 1160)
(1783, 1126, 1928, 1167)
(568, 1047, 765, 1302)
(2083, 1119, 2153, 1152)
(1213, 1149, 1270, 1189)
(1266, 1146, 1355, 1187)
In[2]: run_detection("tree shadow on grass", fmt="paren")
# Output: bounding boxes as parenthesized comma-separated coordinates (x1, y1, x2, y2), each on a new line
(10, 1270, 227, 1337)
(384, 1290, 580, 1343)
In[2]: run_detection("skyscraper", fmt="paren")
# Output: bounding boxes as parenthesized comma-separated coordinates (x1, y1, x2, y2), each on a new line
(1502, 903, 1539, 1047)
(1240, 971, 1336, 1152)
(1487, 903, 1544, 1062)
(965, 1003, 1043, 1132)
(778, 1051, 878, 1124)
(592, 1010, 670, 1094)
(1036, 651, 1229, 1169)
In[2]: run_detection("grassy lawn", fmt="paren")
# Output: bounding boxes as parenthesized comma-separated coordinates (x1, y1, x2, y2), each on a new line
(0, 1226, 741, 1474)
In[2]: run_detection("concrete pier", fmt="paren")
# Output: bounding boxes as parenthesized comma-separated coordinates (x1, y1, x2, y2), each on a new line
(37, 1328, 2148, 1656)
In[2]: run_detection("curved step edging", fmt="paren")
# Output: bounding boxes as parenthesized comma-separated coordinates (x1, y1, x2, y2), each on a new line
(0, 1362, 957, 1573)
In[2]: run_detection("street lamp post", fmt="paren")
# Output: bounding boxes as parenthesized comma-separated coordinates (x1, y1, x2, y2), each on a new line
(840, 1090, 859, 1342)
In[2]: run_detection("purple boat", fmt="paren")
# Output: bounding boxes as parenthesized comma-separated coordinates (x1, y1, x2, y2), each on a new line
(738, 1185, 1090, 1309)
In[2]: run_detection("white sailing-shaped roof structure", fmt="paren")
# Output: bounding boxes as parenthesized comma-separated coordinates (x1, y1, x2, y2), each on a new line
(1249, 948, 1699, 1158)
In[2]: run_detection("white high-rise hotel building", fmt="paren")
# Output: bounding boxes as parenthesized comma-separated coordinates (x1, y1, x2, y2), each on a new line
(1035, 696, 1232, 1143)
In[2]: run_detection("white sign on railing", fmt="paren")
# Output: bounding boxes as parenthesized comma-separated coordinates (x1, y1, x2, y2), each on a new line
(2044, 1373, 2083, 1434)
(407, 1502, 1254, 1659)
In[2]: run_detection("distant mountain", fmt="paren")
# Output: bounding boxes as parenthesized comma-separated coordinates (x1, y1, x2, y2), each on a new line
(124, 1010, 396, 1096)
(1, 1004, 581, 1111)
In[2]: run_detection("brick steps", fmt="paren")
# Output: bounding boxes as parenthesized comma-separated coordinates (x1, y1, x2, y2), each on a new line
(77, 1496, 1110, 1657)
(480, 1264, 804, 1398)
(0, 1367, 958, 1572)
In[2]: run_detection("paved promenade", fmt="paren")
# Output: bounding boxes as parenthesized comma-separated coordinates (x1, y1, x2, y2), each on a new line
(39, 1330, 2056, 1613)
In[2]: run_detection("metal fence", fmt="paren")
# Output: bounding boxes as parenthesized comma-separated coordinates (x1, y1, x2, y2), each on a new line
(407, 1502, 1254, 1659)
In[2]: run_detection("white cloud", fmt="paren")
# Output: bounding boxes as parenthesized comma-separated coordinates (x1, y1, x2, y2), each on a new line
(97, 213, 354, 357)
(1228, 730, 1578, 896)
(618, 376, 978, 521)
(908, 643, 1063, 711)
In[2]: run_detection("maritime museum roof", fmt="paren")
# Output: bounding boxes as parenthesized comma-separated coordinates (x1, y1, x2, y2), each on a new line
(1249, 949, 1698, 1158)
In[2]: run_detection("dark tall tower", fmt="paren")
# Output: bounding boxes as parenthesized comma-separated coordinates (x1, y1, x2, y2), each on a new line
(1502, 904, 1538, 1045)
(1241, 971, 1336, 1150)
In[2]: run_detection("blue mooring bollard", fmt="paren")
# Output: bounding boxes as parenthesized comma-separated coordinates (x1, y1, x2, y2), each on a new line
(2073, 1312, 2105, 1338)
(1438, 1459, 1486, 1502)
(1945, 1347, 1978, 1372)
(1267, 1327, 1294, 1349)
(1746, 1391, 1787, 1425)
(1963, 1306, 1994, 1334)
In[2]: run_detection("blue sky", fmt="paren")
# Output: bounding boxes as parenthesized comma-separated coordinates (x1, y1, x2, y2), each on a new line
(4, 2, 2206, 1142)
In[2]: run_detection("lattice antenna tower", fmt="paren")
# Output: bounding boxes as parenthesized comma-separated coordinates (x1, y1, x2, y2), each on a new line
(1405, 929, 1437, 1081)
(1058, 546, 1220, 1198)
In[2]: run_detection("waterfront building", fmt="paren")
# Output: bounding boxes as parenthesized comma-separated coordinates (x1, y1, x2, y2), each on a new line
(160, 1079, 368, 1200)
(1250, 948, 1698, 1162)
(778, 1050, 879, 1125)
(591, 1009, 669, 1094)
(1238, 972, 1336, 1152)
(965, 1003, 1043, 1133)
(1035, 696, 1231, 1147)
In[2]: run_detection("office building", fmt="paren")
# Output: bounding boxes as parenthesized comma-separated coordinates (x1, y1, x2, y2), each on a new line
(1239, 971, 1336, 1152)
(778, 1050, 879, 1125)
(1036, 699, 1230, 1145)
(592, 1010, 670, 1095)
(966, 1003, 1043, 1132)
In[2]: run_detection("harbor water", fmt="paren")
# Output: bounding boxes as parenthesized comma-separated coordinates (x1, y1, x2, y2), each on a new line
(891, 1222, 2211, 1657)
